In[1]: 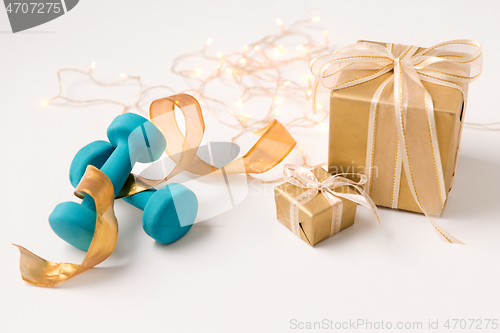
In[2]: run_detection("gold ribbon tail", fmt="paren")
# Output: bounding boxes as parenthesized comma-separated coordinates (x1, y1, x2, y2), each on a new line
(15, 166, 118, 287)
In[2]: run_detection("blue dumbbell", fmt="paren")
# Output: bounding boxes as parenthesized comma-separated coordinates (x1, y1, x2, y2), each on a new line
(68, 141, 198, 245)
(49, 113, 166, 251)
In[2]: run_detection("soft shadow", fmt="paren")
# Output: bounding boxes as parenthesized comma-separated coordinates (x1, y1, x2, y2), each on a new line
(110, 200, 144, 260)
(442, 155, 500, 222)
(153, 222, 215, 251)
(312, 206, 393, 250)
(288, 155, 499, 250)
(51, 265, 130, 288)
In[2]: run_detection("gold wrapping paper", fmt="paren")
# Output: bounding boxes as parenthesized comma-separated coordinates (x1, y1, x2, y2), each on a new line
(329, 65, 465, 214)
(325, 41, 474, 215)
(274, 167, 357, 246)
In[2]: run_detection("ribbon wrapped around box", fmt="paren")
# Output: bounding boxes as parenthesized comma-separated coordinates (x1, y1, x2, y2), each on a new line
(311, 40, 483, 243)
(274, 165, 379, 246)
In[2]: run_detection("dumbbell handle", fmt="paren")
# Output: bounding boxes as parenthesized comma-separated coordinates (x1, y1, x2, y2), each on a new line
(81, 142, 134, 211)
(50, 114, 167, 251)
(122, 188, 156, 211)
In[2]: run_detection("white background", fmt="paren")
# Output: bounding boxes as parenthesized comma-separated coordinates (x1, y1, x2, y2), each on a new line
(1, 1, 499, 332)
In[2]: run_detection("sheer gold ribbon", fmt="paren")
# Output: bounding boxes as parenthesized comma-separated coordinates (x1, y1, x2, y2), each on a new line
(14, 166, 117, 287)
(311, 40, 483, 244)
(16, 93, 296, 287)
(283, 164, 380, 238)
(117, 94, 296, 198)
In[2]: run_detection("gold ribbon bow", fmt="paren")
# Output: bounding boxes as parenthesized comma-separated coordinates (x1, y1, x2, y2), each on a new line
(283, 164, 379, 238)
(311, 40, 483, 244)
(15, 94, 296, 287)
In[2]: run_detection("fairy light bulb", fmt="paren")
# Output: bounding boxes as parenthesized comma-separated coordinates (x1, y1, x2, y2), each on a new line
(323, 30, 329, 47)
(46, 18, 334, 181)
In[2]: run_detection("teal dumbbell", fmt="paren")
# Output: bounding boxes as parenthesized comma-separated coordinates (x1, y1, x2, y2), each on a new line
(68, 140, 198, 245)
(49, 113, 166, 251)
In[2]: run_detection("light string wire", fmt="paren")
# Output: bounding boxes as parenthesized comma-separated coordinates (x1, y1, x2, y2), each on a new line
(41, 17, 498, 183)
(464, 122, 500, 131)
(41, 17, 333, 183)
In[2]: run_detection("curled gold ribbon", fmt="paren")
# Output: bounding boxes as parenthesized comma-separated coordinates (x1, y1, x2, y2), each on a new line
(311, 40, 483, 244)
(17, 94, 296, 286)
(283, 164, 380, 238)
(14, 166, 117, 287)
(118, 94, 297, 198)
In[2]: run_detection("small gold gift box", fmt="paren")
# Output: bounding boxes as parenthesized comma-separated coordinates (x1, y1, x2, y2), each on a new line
(274, 166, 358, 246)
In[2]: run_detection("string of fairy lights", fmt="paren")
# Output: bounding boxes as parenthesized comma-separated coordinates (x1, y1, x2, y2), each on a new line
(170, 16, 331, 139)
(41, 17, 333, 181)
(40, 16, 499, 182)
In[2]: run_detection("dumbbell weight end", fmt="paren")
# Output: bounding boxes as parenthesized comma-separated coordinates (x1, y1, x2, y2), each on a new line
(123, 184, 197, 244)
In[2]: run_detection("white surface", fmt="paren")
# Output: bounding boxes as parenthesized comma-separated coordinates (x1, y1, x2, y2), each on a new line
(1, 1, 500, 332)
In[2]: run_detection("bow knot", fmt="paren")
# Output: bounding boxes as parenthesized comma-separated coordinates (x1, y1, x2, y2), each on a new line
(311, 40, 481, 94)
(283, 164, 380, 238)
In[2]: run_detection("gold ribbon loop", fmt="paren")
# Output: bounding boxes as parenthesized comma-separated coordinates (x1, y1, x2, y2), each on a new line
(118, 94, 296, 198)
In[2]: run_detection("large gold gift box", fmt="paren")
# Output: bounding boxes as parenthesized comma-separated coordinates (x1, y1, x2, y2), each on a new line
(328, 41, 469, 215)
(274, 167, 357, 246)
